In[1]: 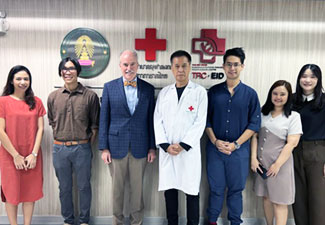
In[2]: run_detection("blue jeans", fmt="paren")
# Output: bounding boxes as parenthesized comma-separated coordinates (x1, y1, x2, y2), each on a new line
(53, 143, 92, 225)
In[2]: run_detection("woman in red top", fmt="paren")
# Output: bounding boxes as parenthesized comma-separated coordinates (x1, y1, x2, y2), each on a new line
(0, 65, 45, 225)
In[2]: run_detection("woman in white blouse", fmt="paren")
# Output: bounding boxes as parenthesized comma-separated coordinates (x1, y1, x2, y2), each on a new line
(251, 80, 302, 225)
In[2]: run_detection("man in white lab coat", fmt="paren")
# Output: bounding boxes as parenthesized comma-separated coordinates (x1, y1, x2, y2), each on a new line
(154, 50, 208, 225)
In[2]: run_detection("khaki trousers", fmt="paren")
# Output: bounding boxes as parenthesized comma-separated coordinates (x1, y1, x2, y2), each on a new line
(109, 152, 147, 225)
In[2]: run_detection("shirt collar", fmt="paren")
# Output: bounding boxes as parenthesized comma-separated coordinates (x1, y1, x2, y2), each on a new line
(61, 82, 84, 94)
(123, 77, 137, 83)
(302, 93, 314, 102)
(223, 80, 242, 91)
(171, 80, 193, 89)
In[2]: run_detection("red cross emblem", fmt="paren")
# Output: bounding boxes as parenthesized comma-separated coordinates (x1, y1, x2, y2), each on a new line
(192, 29, 226, 63)
(188, 106, 194, 111)
(135, 28, 166, 61)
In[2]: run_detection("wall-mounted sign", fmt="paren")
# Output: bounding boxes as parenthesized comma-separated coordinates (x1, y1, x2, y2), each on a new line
(134, 27, 226, 85)
(137, 63, 170, 79)
(192, 29, 225, 64)
(191, 29, 226, 83)
(135, 28, 166, 61)
(60, 27, 110, 78)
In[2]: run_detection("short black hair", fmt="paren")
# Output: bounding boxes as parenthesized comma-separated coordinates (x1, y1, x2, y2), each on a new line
(261, 80, 293, 118)
(58, 57, 82, 77)
(223, 47, 245, 64)
(170, 50, 192, 64)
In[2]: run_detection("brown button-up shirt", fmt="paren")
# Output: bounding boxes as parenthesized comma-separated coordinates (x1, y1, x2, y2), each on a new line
(47, 83, 100, 141)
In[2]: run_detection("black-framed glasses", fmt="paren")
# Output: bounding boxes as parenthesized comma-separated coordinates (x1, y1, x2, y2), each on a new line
(62, 67, 77, 73)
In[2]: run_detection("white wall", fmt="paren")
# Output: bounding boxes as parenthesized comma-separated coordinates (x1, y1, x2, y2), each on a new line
(0, 0, 324, 221)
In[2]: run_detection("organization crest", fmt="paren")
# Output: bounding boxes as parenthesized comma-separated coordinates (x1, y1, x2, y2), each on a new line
(60, 28, 110, 78)
(192, 29, 225, 64)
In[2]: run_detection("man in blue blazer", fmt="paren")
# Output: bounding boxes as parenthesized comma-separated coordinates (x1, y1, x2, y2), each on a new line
(99, 50, 156, 225)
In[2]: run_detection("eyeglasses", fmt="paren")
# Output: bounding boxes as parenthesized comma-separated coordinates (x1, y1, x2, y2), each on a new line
(62, 67, 77, 73)
(225, 62, 242, 68)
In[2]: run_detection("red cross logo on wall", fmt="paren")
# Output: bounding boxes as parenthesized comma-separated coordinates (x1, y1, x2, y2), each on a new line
(188, 106, 194, 111)
(192, 29, 226, 63)
(135, 28, 167, 61)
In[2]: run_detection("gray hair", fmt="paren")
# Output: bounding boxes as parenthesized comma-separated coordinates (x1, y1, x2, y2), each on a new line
(119, 50, 138, 62)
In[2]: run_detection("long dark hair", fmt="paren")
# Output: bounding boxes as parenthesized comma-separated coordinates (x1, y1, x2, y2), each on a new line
(261, 80, 293, 118)
(293, 64, 323, 110)
(2, 65, 36, 110)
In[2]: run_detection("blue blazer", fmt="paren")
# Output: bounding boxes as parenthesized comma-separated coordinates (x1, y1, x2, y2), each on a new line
(98, 77, 156, 159)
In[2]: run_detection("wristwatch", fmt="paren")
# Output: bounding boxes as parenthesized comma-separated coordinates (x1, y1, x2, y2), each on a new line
(31, 152, 38, 157)
(234, 141, 241, 149)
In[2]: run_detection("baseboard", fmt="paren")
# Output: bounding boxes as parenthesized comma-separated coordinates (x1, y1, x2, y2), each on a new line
(0, 216, 296, 224)
(216, 218, 295, 225)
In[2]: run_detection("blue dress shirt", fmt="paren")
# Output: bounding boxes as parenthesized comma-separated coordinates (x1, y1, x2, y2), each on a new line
(206, 81, 261, 148)
(123, 77, 138, 115)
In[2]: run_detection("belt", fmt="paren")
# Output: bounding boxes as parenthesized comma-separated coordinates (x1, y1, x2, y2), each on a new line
(54, 140, 89, 146)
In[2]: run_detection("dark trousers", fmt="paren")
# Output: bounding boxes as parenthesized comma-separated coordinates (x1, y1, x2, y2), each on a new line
(164, 189, 199, 225)
(293, 141, 325, 225)
(206, 147, 249, 225)
(53, 143, 92, 225)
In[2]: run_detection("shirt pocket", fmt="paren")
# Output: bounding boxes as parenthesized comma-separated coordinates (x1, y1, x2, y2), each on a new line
(75, 105, 88, 121)
(178, 100, 198, 130)
(183, 98, 198, 117)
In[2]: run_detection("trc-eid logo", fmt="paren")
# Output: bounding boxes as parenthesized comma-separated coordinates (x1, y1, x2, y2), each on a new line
(192, 72, 224, 79)
(192, 29, 225, 64)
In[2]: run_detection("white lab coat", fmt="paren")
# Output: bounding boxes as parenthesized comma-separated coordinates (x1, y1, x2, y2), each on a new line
(154, 80, 208, 195)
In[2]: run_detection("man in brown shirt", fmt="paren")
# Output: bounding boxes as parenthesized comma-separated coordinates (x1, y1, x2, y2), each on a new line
(47, 57, 100, 225)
